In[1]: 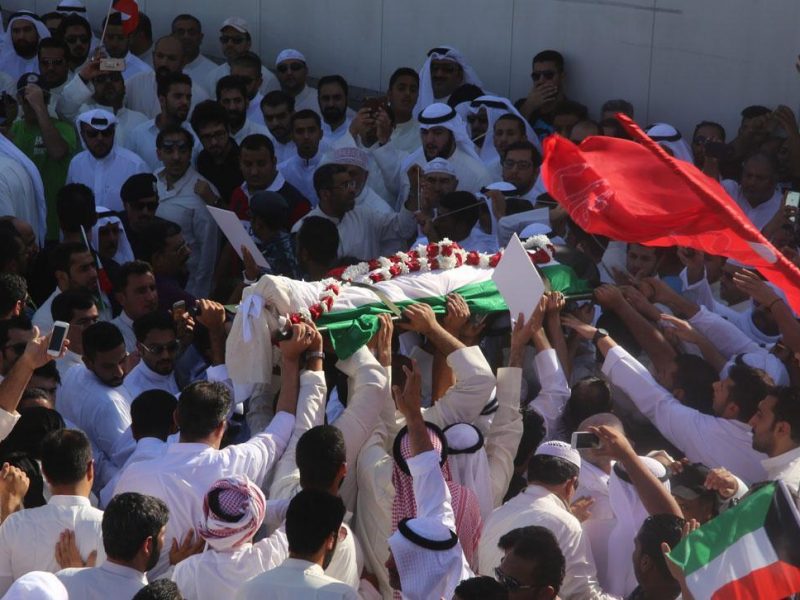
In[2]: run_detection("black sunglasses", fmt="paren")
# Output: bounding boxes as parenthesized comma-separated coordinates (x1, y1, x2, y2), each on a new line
(220, 35, 246, 45)
(494, 566, 537, 592)
(277, 62, 304, 73)
(83, 128, 114, 139)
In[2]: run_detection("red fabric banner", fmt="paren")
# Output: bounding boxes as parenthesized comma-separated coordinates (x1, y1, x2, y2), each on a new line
(112, 0, 139, 35)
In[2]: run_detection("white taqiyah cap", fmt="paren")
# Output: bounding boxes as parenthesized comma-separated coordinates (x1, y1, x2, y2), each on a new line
(521, 222, 553, 238)
(535, 440, 581, 469)
(423, 157, 456, 176)
(276, 49, 306, 66)
(221, 17, 249, 34)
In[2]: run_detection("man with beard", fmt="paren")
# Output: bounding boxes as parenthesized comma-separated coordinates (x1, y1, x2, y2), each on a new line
(747, 386, 800, 491)
(57, 492, 169, 599)
(37, 39, 71, 117)
(124, 35, 209, 119)
(0, 11, 50, 81)
(33, 242, 113, 332)
(58, 322, 133, 473)
(56, 14, 91, 73)
(318, 75, 355, 142)
(99, 12, 153, 82)
(278, 109, 328, 205)
(232, 52, 268, 127)
(260, 90, 296, 162)
(215, 75, 270, 145)
(111, 261, 159, 352)
(67, 109, 148, 212)
(204, 17, 279, 98)
(127, 72, 197, 171)
(171, 14, 215, 91)
(154, 126, 219, 298)
(191, 100, 243, 205)
(275, 49, 319, 116)
(413, 46, 482, 116)
(125, 312, 179, 397)
(721, 152, 783, 230)
(119, 174, 159, 259)
(137, 218, 194, 313)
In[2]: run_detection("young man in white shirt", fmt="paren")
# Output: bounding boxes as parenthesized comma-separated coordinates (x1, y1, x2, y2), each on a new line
(111, 261, 159, 353)
(124, 312, 179, 398)
(0, 429, 103, 594)
(748, 386, 800, 493)
(57, 492, 168, 600)
(50, 289, 98, 380)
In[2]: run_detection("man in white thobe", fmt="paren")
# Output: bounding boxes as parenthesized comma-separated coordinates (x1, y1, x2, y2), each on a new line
(274, 49, 319, 117)
(0, 12, 50, 81)
(123, 312, 180, 398)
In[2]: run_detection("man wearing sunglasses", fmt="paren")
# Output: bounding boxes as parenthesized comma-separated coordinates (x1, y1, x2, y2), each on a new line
(518, 50, 570, 140)
(56, 13, 92, 73)
(37, 39, 71, 117)
(119, 173, 159, 259)
(275, 48, 320, 117)
(124, 311, 179, 398)
(204, 17, 279, 100)
(66, 109, 148, 212)
(0, 316, 35, 381)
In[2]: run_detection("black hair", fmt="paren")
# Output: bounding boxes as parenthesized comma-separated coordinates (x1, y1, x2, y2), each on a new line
(50, 241, 93, 280)
(0, 315, 32, 347)
(296, 426, 346, 490)
(742, 152, 779, 177)
(171, 13, 201, 31)
(131, 390, 177, 442)
(317, 74, 349, 98)
(533, 50, 565, 71)
(261, 90, 295, 112)
(693, 120, 726, 142)
(50, 289, 94, 323)
(32, 360, 60, 384)
(291, 108, 321, 129)
(727, 363, 771, 423)
(0, 451, 45, 508)
(503, 140, 542, 167)
(439, 191, 480, 230)
(113, 259, 154, 293)
(40, 429, 92, 485)
(741, 105, 771, 120)
(0, 273, 27, 316)
(673, 354, 718, 415)
(526, 454, 579, 485)
(389, 67, 419, 89)
(554, 100, 588, 120)
(513, 410, 546, 469)
(601, 98, 634, 118)
(231, 51, 262, 72)
(215, 74, 248, 101)
(137, 217, 182, 265)
(453, 576, 508, 600)
(37, 37, 69, 58)
(0, 223, 24, 273)
(506, 526, 566, 594)
(133, 311, 175, 343)
(176, 381, 232, 441)
(563, 377, 612, 434)
(771, 386, 800, 444)
(495, 113, 526, 132)
(0, 406, 64, 460)
(313, 163, 347, 195)
(190, 100, 229, 134)
(636, 514, 685, 579)
(82, 321, 125, 360)
(285, 489, 346, 556)
(56, 183, 96, 233)
(156, 72, 192, 100)
(240, 133, 275, 157)
(56, 13, 91, 38)
(134, 12, 152, 41)
(102, 492, 169, 561)
(297, 217, 339, 269)
(132, 579, 183, 600)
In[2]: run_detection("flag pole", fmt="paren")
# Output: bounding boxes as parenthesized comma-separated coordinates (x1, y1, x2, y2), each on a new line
(80, 225, 107, 312)
(98, 0, 116, 47)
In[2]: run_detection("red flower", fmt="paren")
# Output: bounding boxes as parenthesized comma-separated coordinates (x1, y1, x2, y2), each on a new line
(309, 304, 323, 320)
(465, 251, 480, 266)
(408, 259, 421, 272)
(489, 253, 502, 267)
(389, 264, 402, 277)
(368, 259, 380, 270)
(325, 283, 340, 295)
(390, 255, 402, 263)
(408, 250, 419, 259)
(289, 313, 303, 324)
(529, 249, 551, 264)
(369, 272, 384, 283)
(455, 253, 463, 267)
(441, 244, 454, 257)
(426, 243, 439, 258)
(429, 258, 440, 270)
(323, 296, 334, 310)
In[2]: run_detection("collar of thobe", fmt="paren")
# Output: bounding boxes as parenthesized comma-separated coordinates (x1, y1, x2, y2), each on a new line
(48, 494, 91, 507)
(282, 557, 325, 575)
(297, 151, 322, 168)
(119, 311, 134, 328)
(136, 437, 167, 452)
(157, 167, 195, 193)
(524, 483, 570, 511)
(167, 441, 213, 454)
(99, 560, 148, 584)
(86, 146, 120, 166)
(134, 360, 175, 385)
(762, 445, 800, 476)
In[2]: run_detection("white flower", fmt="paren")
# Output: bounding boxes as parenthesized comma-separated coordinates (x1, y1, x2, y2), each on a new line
(478, 254, 491, 268)
(396, 251, 409, 262)
(398, 261, 410, 274)
(439, 255, 457, 270)
(378, 256, 392, 268)
(418, 258, 430, 272)
(298, 307, 312, 321)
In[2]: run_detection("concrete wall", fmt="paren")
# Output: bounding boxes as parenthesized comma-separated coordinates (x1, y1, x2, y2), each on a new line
(12, 0, 800, 138)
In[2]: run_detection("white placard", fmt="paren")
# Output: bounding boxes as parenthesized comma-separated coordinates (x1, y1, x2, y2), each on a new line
(207, 206, 270, 270)
(491, 233, 545, 321)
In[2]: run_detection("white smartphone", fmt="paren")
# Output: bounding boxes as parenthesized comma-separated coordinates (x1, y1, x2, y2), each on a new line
(570, 431, 600, 449)
(785, 191, 800, 223)
(47, 321, 69, 357)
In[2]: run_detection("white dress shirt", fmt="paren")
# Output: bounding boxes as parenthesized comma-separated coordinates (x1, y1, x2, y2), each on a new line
(0, 495, 105, 595)
(57, 561, 146, 600)
(120, 52, 152, 81)
(231, 119, 271, 146)
(155, 167, 220, 298)
(478, 484, 609, 600)
(278, 151, 324, 206)
(123, 361, 179, 399)
(113, 412, 294, 578)
(99, 436, 166, 508)
(722, 180, 782, 231)
(602, 344, 768, 483)
(124, 70, 209, 119)
(110, 312, 136, 353)
(126, 118, 200, 172)
(235, 557, 359, 600)
(59, 364, 132, 470)
(0, 155, 42, 244)
(762, 446, 800, 494)
(204, 63, 280, 99)
(182, 54, 218, 95)
(0, 409, 19, 443)
(66, 146, 149, 212)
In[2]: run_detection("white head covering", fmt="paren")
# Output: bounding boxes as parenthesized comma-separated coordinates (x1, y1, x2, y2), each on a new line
(645, 123, 694, 163)
(415, 46, 483, 117)
(329, 146, 369, 171)
(443, 423, 493, 521)
(275, 48, 306, 66)
(0, 12, 51, 80)
(606, 456, 670, 597)
(467, 94, 541, 163)
(0, 121, 47, 245)
(423, 157, 457, 177)
(721, 351, 790, 387)
(221, 17, 250, 35)
(56, 0, 88, 15)
(388, 517, 465, 600)
(535, 440, 581, 469)
(75, 108, 118, 151)
(91, 208, 135, 265)
(1, 571, 68, 600)
(419, 103, 483, 164)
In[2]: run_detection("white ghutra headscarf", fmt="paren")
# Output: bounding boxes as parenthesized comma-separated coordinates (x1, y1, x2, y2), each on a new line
(415, 46, 483, 117)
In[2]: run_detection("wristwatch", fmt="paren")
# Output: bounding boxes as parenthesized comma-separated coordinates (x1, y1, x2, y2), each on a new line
(592, 328, 609, 344)
(305, 350, 326, 362)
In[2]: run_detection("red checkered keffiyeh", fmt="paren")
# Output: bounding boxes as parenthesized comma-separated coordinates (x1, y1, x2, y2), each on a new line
(198, 476, 266, 551)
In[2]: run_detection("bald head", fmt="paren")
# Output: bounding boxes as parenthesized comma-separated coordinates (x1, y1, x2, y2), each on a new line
(578, 412, 624, 432)
(153, 35, 185, 75)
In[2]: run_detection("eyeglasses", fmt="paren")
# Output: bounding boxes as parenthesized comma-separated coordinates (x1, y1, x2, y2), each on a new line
(531, 70, 556, 82)
(64, 35, 90, 44)
(494, 566, 537, 592)
(140, 341, 180, 355)
(131, 201, 158, 212)
(277, 62, 304, 73)
(220, 35, 246, 45)
(158, 141, 191, 152)
(3, 342, 26, 356)
(40, 58, 65, 66)
(199, 129, 229, 142)
(83, 127, 114, 139)
(502, 159, 534, 170)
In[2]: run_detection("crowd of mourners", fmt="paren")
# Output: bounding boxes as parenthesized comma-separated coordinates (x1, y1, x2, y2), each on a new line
(0, 2, 797, 599)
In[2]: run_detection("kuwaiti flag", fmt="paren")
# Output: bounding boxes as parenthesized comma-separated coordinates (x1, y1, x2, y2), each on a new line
(111, 0, 139, 34)
(667, 480, 800, 600)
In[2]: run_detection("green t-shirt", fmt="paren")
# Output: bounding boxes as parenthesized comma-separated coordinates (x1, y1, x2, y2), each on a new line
(11, 119, 78, 241)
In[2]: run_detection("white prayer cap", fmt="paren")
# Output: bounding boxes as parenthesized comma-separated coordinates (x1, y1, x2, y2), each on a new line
(443, 422, 484, 454)
(76, 108, 117, 131)
(423, 157, 456, 177)
(56, 0, 87, 14)
(521, 222, 553, 238)
(331, 146, 369, 171)
(645, 123, 694, 163)
(221, 17, 249, 34)
(484, 181, 517, 193)
(276, 48, 306, 66)
(2, 571, 68, 600)
(721, 352, 790, 387)
(535, 440, 581, 469)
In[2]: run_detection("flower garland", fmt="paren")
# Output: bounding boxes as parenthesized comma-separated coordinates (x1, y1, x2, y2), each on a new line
(293, 236, 555, 321)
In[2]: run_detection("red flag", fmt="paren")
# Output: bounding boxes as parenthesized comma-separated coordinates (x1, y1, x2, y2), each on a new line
(541, 114, 800, 313)
(112, 0, 139, 35)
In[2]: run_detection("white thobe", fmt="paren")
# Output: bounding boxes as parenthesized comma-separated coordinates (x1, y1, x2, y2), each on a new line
(290, 85, 321, 116)
(0, 154, 42, 243)
(722, 180, 782, 231)
(278, 151, 323, 206)
(0, 495, 105, 595)
(0, 52, 37, 82)
(124, 70, 209, 119)
(113, 412, 294, 578)
(388, 118, 421, 155)
(246, 92, 265, 126)
(0, 409, 19, 443)
(32, 288, 112, 334)
(529, 348, 572, 441)
(171, 507, 290, 600)
(99, 436, 166, 508)
(126, 118, 200, 172)
(155, 167, 220, 298)
(123, 360, 179, 398)
(59, 364, 132, 469)
(204, 62, 280, 99)
(66, 147, 149, 212)
(182, 53, 218, 95)
(231, 119, 271, 146)
(110, 312, 136, 353)
(290, 203, 416, 262)
(576, 461, 615, 591)
(55, 349, 83, 380)
(762, 446, 800, 494)
(272, 138, 296, 164)
(57, 561, 146, 600)
(234, 557, 359, 600)
(322, 110, 356, 144)
(478, 484, 609, 600)
(119, 51, 152, 81)
(602, 345, 768, 483)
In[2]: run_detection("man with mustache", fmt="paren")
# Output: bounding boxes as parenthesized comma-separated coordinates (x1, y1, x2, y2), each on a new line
(0, 11, 50, 80)
(317, 75, 355, 143)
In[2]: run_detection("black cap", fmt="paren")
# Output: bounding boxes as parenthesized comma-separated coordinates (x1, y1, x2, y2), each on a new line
(121, 173, 158, 204)
(250, 191, 289, 225)
(16, 72, 41, 93)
